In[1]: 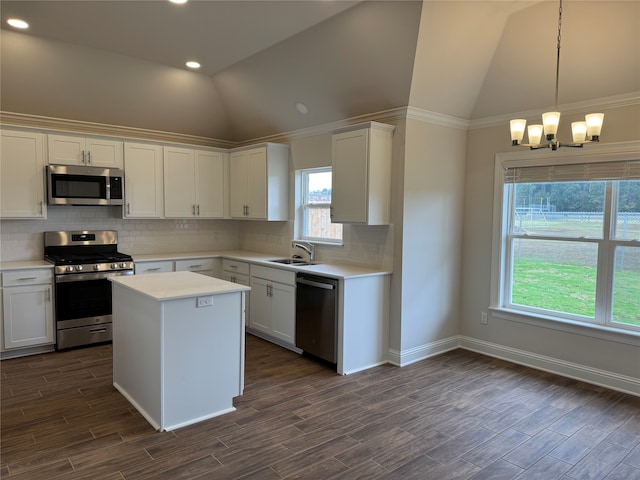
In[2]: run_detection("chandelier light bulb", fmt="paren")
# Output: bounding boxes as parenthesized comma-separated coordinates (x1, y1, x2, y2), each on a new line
(585, 113, 604, 140)
(542, 112, 561, 138)
(510, 119, 527, 145)
(571, 121, 587, 144)
(528, 125, 544, 146)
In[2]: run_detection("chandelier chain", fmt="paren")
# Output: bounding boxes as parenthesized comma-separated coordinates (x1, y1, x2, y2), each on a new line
(554, 0, 563, 110)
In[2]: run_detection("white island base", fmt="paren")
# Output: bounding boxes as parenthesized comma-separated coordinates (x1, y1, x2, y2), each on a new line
(110, 271, 249, 432)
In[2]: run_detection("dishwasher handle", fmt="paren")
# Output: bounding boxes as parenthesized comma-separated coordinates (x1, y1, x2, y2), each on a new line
(296, 277, 336, 290)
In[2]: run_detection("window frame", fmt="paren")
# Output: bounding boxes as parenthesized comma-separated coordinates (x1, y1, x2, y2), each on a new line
(298, 166, 343, 245)
(490, 141, 640, 340)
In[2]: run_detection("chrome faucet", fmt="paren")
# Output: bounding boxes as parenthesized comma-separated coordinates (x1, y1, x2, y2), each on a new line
(292, 241, 315, 262)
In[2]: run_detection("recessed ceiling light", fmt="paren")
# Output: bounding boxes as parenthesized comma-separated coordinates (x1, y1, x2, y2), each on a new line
(186, 61, 201, 69)
(7, 18, 29, 29)
(295, 102, 309, 115)
(169, 0, 188, 4)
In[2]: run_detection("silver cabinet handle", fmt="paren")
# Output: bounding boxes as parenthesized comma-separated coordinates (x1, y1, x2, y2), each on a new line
(197, 204, 200, 216)
(87, 151, 91, 165)
(90, 328, 107, 334)
(192, 205, 196, 216)
(39, 201, 43, 215)
(230, 275, 236, 283)
(17, 277, 37, 281)
(81, 150, 86, 164)
(46, 287, 51, 302)
(189, 264, 202, 269)
(146, 267, 161, 272)
(126, 203, 131, 215)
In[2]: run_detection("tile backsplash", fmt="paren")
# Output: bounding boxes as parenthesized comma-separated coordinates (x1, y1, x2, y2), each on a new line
(1, 206, 393, 270)
(0, 206, 240, 262)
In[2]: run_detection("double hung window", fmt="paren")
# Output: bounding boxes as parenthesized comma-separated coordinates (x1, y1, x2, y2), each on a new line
(299, 167, 342, 244)
(492, 144, 640, 333)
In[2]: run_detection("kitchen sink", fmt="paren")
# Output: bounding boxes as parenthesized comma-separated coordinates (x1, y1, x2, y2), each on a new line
(268, 258, 317, 266)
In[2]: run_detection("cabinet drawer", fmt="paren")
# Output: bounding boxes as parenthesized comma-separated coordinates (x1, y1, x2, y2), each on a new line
(251, 265, 296, 286)
(222, 259, 250, 275)
(175, 258, 216, 273)
(224, 272, 250, 286)
(135, 261, 173, 275)
(2, 269, 52, 287)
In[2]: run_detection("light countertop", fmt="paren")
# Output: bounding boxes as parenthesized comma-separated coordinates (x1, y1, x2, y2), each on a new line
(110, 271, 250, 301)
(0, 260, 53, 271)
(134, 250, 391, 280)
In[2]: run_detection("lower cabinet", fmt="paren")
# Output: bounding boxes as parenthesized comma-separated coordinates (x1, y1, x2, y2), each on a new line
(249, 265, 295, 346)
(1, 269, 54, 350)
(135, 261, 173, 275)
(175, 258, 218, 278)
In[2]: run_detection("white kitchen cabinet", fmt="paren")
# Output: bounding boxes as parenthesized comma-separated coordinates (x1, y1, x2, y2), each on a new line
(0, 130, 47, 219)
(135, 261, 174, 275)
(1, 269, 54, 350)
(229, 143, 289, 221)
(249, 265, 295, 345)
(175, 258, 218, 278)
(48, 133, 123, 168)
(124, 142, 164, 218)
(163, 146, 225, 219)
(331, 122, 394, 225)
(221, 259, 250, 326)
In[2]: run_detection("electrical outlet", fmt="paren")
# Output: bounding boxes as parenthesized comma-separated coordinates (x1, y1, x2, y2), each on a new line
(197, 296, 214, 308)
(480, 312, 488, 325)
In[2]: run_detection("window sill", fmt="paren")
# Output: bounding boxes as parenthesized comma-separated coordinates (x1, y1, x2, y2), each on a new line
(489, 307, 640, 347)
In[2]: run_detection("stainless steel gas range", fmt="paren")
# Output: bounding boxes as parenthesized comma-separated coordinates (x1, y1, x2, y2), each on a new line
(44, 230, 133, 350)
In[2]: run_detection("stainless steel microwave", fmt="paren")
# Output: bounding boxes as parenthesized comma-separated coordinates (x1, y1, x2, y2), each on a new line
(46, 164, 124, 206)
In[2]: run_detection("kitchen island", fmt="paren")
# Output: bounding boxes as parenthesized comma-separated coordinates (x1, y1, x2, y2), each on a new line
(110, 271, 249, 431)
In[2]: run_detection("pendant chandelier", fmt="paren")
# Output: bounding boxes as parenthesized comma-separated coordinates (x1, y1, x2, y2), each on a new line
(509, 0, 604, 150)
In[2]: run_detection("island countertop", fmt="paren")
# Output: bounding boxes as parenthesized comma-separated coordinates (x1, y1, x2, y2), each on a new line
(110, 271, 250, 301)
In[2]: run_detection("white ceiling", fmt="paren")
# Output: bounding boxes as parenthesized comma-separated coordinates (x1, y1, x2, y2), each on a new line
(0, 0, 363, 76)
(1, 1, 638, 142)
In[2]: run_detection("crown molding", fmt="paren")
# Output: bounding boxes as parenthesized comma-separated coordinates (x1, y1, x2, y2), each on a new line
(468, 91, 640, 131)
(405, 106, 469, 130)
(0, 111, 236, 149)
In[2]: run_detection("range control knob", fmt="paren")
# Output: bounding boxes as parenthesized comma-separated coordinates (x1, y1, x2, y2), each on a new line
(76, 265, 83, 272)
(93, 264, 100, 271)
(119, 262, 127, 268)
(111, 263, 118, 269)
(66, 266, 74, 273)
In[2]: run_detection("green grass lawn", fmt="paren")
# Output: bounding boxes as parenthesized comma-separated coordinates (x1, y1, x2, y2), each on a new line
(512, 259, 640, 326)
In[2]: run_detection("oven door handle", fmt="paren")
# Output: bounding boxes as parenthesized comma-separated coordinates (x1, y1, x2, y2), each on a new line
(55, 271, 134, 283)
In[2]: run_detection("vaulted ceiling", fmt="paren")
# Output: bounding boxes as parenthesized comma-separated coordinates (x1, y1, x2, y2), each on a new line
(1, 1, 638, 143)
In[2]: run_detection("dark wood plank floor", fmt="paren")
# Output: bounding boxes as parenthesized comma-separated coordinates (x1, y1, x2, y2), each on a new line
(1, 334, 639, 479)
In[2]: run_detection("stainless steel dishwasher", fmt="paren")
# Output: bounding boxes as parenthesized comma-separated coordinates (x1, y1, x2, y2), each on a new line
(295, 272, 338, 364)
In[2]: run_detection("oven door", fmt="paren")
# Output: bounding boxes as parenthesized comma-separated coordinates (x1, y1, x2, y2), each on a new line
(54, 271, 131, 328)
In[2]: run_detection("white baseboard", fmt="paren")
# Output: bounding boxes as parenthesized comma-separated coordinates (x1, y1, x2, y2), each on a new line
(386, 335, 639, 396)
(459, 336, 640, 397)
(387, 336, 460, 367)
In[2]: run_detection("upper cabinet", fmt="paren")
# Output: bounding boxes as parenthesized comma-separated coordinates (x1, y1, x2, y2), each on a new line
(48, 134, 123, 168)
(163, 146, 225, 219)
(229, 143, 289, 221)
(331, 122, 394, 225)
(0, 130, 47, 219)
(124, 142, 164, 218)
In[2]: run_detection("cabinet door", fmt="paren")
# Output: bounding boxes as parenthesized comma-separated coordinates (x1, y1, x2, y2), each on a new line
(249, 277, 270, 334)
(331, 129, 369, 223)
(246, 148, 267, 219)
(48, 134, 85, 165)
(124, 143, 164, 218)
(85, 138, 123, 167)
(164, 147, 195, 218)
(194, 150, 224, 218)
(229, 151, 249, 218)
(270, 282, 295, 345)
(0, 131, 47, 218)
(3, 284, 54, 349)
